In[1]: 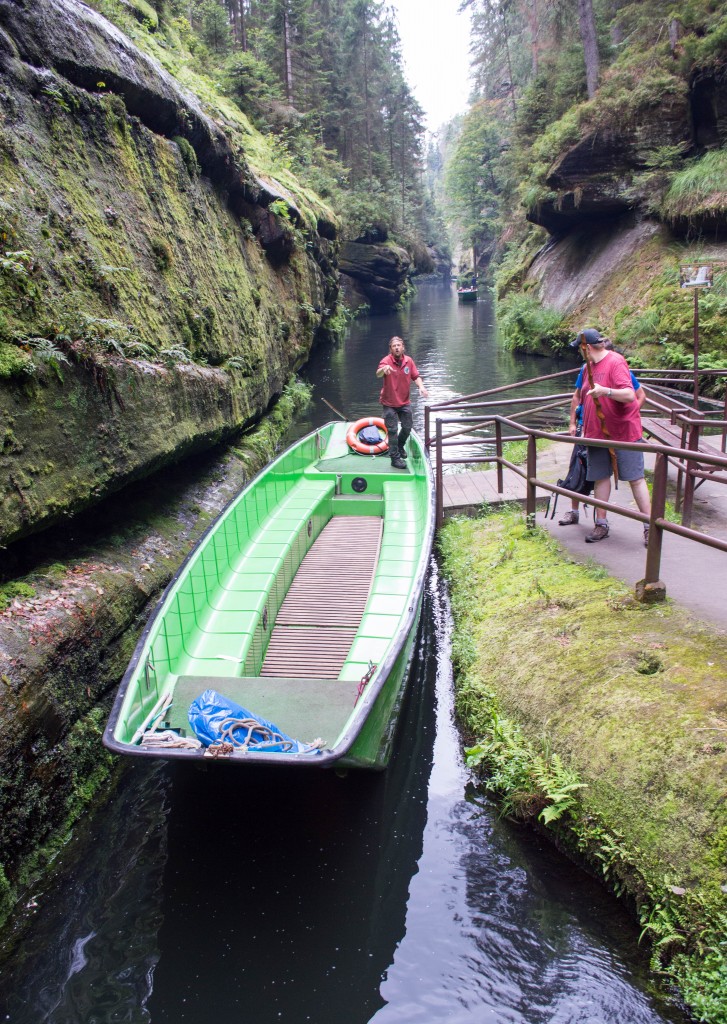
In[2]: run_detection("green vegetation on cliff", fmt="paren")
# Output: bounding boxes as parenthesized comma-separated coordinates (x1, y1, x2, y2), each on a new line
(439, 508, 727, 1021)
(0, 0, 339, 543)
(437, 0, 727, 374)
(86, 0, 441, 259)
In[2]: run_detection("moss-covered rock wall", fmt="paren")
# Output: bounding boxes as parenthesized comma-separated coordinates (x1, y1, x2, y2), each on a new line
(0, 0, 339, 545)
(0, 378, 312, 930)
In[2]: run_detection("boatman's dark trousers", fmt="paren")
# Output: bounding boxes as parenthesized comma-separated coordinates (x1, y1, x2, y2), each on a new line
(383, 404, 413, 458)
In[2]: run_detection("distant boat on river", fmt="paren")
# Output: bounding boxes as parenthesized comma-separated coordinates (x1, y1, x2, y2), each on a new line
(457, 283, 478, 302)
(103, 421, 435, 771)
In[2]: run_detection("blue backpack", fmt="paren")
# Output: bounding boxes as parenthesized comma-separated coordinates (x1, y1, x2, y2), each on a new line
(358, 425, 383, 445)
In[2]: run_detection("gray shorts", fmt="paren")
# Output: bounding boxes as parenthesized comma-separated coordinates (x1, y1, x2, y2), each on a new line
(586, 443, 645, 482)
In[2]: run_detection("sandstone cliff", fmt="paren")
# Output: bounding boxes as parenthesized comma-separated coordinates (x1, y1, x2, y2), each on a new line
(0, 0, 339, 547)
(508, 56, 727, 355)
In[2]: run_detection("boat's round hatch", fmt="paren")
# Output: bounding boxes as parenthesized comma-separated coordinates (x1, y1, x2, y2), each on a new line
(352, 477, 368, 493)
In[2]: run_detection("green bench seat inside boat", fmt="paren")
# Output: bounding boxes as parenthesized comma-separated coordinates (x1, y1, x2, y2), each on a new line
(144, 477, 336, 688)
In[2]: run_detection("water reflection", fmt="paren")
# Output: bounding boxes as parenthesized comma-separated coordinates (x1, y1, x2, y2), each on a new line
(298, 281, 571, 462)
(146, 606, 435, 1023)
(373, 574, 683, 1024)
(0, 284, 688, 1024)
(0, 762, 169, 1023)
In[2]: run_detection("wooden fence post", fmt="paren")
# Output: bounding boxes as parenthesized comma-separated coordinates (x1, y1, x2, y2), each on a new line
(435, 418, 443, 531)
(526, 434, 537, 528)
(637, 451, 667, 603)
(681, 422, 700, 527)
(495, 419, 503, 493)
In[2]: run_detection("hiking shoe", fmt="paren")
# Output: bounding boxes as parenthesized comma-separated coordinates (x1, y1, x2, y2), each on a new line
(390, 455, 406, 470)
(585, 522, 609, 543)
(558, 510, 580, 526)
(397, 447, 408, 459)
(643, 525, 650, 547)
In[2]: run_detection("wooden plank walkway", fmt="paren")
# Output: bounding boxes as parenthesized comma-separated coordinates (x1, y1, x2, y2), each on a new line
(442, 466, 552, 516)
(642, 417, 725, 463)
(442, 421, 727, 517)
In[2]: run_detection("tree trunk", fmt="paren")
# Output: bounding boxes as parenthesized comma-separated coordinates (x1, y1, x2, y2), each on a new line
(525, 0, 539, 79)
(668, 18, 684, 54)
(283, 3, 294, 101)
(228, 0, 240, 48)
(362, 7, 373, 182)
(577, 0, 599, 99)
(501, 5, 517, 116)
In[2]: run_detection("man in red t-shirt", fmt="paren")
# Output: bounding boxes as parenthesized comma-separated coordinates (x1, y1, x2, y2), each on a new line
(376, 336, 428, 469)
(577, 328, 651, 545)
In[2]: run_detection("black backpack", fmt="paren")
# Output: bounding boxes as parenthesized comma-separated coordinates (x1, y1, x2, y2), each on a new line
(548, 444, 593, 519)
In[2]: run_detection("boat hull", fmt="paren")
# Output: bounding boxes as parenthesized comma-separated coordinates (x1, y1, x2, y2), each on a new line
(103, 422, 435, 770)
(338, 593, 422, 770)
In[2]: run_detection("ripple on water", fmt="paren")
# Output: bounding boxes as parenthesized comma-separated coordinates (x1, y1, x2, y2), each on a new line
(0, 287, 688, 1024)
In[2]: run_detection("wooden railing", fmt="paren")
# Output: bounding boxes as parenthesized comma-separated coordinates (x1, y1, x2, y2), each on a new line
(425, 370, 727, 597)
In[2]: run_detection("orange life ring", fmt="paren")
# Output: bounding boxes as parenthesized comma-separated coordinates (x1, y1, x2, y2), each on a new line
(346, 417, 389, 455)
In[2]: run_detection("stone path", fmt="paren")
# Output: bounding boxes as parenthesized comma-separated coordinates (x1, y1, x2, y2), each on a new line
(442, 444, 727, 632)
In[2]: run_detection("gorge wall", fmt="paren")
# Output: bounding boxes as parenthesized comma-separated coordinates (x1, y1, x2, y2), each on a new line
(0, 0, 339, 547)
(513, 58, 727, 353)
(0, 0, 349, 922)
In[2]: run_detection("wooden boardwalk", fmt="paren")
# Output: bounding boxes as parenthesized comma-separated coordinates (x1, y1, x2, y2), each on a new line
(442, 466, 551, 516)
(441, 422, 727, 517)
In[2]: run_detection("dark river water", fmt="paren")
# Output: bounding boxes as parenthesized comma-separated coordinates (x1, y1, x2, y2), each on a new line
(0, 283, 688, 1023)
(295, 279, 569, 439)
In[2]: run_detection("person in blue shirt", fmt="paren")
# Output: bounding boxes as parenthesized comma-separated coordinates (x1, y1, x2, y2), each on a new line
(558, 346, 644, 526)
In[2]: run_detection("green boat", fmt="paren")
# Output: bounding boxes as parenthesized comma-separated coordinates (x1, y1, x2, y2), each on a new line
(103, 421, 434, 770)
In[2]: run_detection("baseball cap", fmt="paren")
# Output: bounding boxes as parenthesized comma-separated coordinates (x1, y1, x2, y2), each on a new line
(569, 328, 604, 351)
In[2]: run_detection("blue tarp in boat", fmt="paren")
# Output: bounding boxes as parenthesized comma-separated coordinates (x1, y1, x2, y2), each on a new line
(188, 688, 322, 755)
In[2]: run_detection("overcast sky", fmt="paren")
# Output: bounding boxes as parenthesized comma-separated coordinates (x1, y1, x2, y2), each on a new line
(390, 0, 472, 131)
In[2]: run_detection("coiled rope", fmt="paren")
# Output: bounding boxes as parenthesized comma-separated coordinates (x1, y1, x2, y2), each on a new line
(202, 717, 325, 757)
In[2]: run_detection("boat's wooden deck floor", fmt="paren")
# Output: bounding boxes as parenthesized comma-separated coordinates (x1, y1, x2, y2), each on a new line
(261, 515, 382, 678)
(163, 515, 385, 745)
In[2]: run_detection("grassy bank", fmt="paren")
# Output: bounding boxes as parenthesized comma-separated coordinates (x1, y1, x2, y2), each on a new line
(439, 507, 727, 1022)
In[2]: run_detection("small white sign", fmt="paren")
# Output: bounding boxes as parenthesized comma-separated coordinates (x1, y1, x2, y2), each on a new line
(680, 264, 713, 288)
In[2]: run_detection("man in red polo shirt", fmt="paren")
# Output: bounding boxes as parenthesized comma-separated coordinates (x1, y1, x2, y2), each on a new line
(578, 328, 651, 545)
(376, 336, 428, 469)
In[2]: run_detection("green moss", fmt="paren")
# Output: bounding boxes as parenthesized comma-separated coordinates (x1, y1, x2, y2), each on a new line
(150, 235, 173, 270)
(493, 223, 547, 299)
(660, 150, 727, 223)
(63, 707, 115, 821)
(0, 582, 35, 610)
(519, 58, 687, 214)
(172, 135, 199, 178)
(128, 0, 158, 30)
(0, 38, 341, 542)
(0, 704, 116, 931)
(43, 562, 68, 579)
(439, 509, 727, 1018)
(233, 376, 312, 465)
(613, 263, 727, 381)
(496, 292, 569, 354)
(0, 342, 31, 379)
